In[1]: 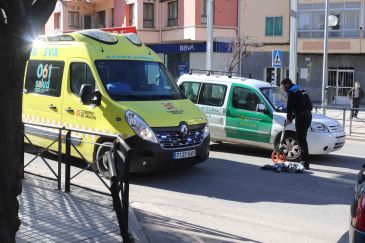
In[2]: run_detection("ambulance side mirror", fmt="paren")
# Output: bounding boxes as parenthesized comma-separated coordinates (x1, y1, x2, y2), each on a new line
(80, 84, 101, 106)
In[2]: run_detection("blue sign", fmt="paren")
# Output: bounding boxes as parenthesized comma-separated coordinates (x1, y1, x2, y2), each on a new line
(148, 42, 232, 54)
(148, 43, 206, 54)
(272, 50, 282, 68)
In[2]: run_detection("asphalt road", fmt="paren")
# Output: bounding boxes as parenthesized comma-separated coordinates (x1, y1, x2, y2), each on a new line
(129, 140, 365, 243)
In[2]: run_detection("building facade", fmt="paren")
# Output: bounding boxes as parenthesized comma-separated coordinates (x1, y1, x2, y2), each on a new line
(123, 0, 238, 78)
(241, 0, 365, 105)
(45, 0, 238, 79)
(45, 0, 120, 34)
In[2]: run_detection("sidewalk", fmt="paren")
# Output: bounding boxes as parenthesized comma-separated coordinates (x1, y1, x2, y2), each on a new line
(16, 174, 148, 242)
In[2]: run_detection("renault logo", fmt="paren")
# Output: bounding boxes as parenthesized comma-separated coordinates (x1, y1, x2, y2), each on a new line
(180, 124, 188, 138)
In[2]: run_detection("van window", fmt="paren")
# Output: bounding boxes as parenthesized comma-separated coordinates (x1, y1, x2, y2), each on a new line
(232, 87, 262, 112)
(180, 82, 201, 103)
(70, 63, 96, 97)
(95, 60, 183, 101)
(198, 83, 227, 107)
(25, 60, 64, 97)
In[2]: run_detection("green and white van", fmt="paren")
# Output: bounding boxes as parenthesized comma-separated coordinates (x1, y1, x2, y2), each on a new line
(177, 73, 346, 160)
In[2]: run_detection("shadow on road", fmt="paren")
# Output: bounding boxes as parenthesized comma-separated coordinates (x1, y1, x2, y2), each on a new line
(131, 143, 360, 206)
(133, 208, 262, 243)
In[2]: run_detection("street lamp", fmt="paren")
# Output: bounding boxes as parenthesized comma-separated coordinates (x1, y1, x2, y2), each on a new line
(322, 0, 339, 108)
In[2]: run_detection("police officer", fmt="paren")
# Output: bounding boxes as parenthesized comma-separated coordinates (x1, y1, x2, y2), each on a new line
(281, 78, 313, 170)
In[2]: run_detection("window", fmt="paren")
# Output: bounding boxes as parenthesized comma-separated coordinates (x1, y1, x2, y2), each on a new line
(265, 17, 283, 36)
(201, 0, 207, 24)
(25, 60, 64, 97)
(112, 8, 114, 27)
(143, 3, 155, 28)
(201, 0, 215, 24)
(298, 2, 361, 38)
(95, 60, 184, 101)
(54, 13, 60, 29)
(129, 4, 135, 26)
(198, 83, 227, 107)
(232, 87, 262, 112)
(168, 1, 178, 27)
(180, 82, 201, 103)
(70, 63, 96, 97)
(97, 11, 106, 28)
(69, 11, 79, 28)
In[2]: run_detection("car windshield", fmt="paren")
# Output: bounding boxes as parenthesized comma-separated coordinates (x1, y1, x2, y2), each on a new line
(95, 60, 184, 101)
(260, 87, 287, 112)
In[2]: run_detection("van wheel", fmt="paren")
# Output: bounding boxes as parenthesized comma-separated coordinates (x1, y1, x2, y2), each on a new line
(95, 142, 113, 178)
(275, 133, 301, 162)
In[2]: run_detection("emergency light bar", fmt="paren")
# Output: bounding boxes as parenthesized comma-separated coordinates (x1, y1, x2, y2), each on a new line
(63, 26, 137, 34)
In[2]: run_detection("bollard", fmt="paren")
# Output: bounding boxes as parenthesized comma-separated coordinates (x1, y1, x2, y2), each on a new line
(350, 113, 353, 136)
(57, 130, 62, 190)
(21, 140, 25, 179)
(65, 131, 71, 192)
(342, 108, 346, 129)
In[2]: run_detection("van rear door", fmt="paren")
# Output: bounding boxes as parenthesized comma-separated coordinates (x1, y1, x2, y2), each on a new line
(23, 60, 64, 144)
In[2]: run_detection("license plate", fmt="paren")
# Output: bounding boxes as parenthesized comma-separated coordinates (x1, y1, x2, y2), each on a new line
(173, 150, 196, 160)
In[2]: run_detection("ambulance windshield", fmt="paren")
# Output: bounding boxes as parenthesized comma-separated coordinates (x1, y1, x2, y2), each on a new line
(95, 60, 184, 101)
(260, 87, 288, 112)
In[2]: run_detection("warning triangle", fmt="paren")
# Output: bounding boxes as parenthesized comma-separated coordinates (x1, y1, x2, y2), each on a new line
(274, 52, 281, 64)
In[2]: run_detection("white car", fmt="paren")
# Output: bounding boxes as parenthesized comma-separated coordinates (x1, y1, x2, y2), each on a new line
(177, 73, 346, 160)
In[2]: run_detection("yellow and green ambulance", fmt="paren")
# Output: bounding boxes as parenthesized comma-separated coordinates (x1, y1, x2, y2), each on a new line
(22, 29, 210, 174)
(178, 73, 346, 161)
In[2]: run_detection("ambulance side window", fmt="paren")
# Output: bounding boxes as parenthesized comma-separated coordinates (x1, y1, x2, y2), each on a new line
(70, 63, 96, 97)
(179, 82, 201, 103)
(198, 83, 227, 107)
(24, 60, 64, 97)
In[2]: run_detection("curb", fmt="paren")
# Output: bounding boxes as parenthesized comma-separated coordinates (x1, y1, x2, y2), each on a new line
(129, 206, 149, 243)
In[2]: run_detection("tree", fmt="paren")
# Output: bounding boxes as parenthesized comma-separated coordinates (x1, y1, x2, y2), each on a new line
(0, 1, 57, 241)
(227, 32, 262, 76)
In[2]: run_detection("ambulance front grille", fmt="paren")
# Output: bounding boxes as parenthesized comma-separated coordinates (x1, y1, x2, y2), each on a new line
(155, 129, 204, 149)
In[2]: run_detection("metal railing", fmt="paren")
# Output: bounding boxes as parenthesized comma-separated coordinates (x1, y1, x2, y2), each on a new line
(313, 105, 365, 136)
(22, 122, 132, 242)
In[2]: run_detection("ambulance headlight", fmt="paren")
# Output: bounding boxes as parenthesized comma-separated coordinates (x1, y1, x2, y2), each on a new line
(203, 125, 210, 138)
(125, 110, 158, 143)
(310, 122, 329, 133)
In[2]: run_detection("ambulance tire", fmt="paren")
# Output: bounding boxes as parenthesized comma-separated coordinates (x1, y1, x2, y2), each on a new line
(95, 141, 113, 178)
(275, 132, 301, 162)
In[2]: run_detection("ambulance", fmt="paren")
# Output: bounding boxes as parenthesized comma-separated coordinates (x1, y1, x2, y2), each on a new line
(177, 72, 346, 161)
(22, 28, 210, 174)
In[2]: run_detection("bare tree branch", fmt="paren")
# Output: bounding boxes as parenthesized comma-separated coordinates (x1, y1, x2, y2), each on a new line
(227, 30, 262, 75)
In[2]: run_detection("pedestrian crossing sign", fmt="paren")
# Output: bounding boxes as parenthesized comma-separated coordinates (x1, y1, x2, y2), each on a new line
(272, 50, 282, 68)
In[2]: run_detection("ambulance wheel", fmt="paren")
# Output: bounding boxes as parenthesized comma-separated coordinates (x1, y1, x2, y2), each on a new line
(95, 142, 113, 178)
(281, 133, 301, 162)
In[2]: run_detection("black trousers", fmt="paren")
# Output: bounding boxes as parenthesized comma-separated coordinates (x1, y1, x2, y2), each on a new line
(351, 98, 361, 118)
(295, 111, 312, 163)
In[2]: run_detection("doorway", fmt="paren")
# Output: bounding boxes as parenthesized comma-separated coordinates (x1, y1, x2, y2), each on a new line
(328, 68, 354, 105)
(166, 53, 190, 79)
(84, 15, 91, 29)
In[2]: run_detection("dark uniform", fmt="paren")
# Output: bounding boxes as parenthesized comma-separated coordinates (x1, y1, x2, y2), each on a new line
(286, 84, 313, 167)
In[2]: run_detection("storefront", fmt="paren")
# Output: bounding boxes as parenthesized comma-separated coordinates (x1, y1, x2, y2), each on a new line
(148, 42, 232, 79)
